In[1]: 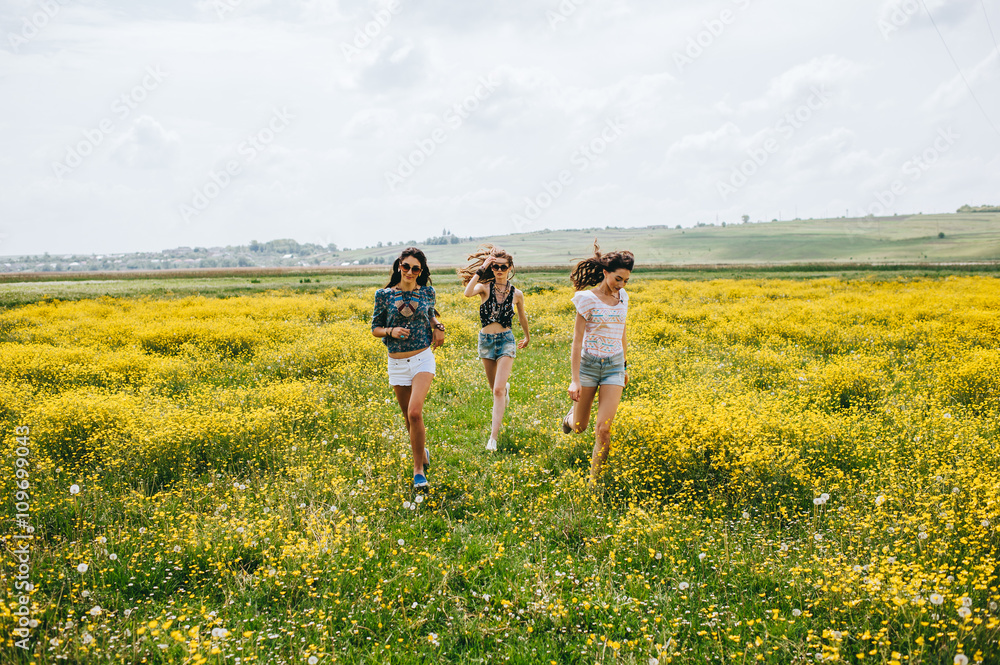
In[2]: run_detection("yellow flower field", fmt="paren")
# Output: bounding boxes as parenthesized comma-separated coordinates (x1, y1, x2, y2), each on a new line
(1, 275, 998, 664)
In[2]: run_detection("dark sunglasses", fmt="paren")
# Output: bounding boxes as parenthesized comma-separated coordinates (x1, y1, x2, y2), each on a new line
(400, 263, 422, 274)
(492, 264, 510, 272)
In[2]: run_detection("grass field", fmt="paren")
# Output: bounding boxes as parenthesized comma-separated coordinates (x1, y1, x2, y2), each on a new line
(1, 272, 999, 664)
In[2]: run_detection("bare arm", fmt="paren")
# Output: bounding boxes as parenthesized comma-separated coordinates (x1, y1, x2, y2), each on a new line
(622, 318, 629, 387)
(430, 315, 444, 348)
(464, 254, 495, 299)
(463, 272, 488, 299)
(515, 290, 530, 349)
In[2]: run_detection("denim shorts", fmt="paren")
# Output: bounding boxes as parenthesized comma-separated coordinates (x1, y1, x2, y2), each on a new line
(479, 330, 516, 360)
(387, 347, 436, 386)
(579, 351, 626, 388)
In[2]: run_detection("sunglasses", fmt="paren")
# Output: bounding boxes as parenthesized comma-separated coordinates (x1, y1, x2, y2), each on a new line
(399, 263, 422, 274)
(492, 264, 510, 272)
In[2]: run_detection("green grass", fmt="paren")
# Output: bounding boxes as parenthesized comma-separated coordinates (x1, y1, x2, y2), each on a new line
(3, 262, 1000, 311)
(1, 272, 998, 664)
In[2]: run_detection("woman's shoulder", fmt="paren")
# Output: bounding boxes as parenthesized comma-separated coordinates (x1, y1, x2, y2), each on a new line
(420, 284, 436, 297)
(571, 289, 595, 309)
(619, 288, 629, 302)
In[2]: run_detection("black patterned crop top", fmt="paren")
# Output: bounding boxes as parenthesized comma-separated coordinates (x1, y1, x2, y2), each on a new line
(479, 282, 514, 329)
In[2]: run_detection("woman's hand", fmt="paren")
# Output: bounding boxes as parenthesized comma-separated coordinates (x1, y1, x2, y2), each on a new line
(481, 255, 495, 270)
(517, 335, 530, 350)
(623, 371, 629, 388)
(432, 328, 444, 348)
(567, 380, 581, 402)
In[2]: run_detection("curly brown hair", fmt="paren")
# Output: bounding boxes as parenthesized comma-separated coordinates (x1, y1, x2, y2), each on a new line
(570, 240, 635, 290)
(456, 244, 515, 286)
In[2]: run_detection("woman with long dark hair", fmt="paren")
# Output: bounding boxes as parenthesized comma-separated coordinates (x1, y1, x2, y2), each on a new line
(562, 241, 635, 486)
(371, 247, 445, 489)
(458, 244, 530, 451)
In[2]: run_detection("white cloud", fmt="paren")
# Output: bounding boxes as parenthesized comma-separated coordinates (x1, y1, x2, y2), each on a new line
(737, 55, 861, 114)
(923, 48, 1000, 111)
(0, 0, 997, 254)
(111, 116, 179, 169)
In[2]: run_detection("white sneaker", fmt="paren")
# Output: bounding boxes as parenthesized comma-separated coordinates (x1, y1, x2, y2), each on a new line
(486, 438, 498, 452)
(504, 382, 510, 408)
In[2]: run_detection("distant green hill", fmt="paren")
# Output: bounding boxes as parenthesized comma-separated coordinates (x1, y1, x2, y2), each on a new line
(4, 212, 998, 275)
(338, 212, 1000, 266)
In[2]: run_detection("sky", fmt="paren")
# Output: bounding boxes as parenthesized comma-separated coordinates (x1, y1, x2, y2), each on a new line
(0, 0, 998, 256)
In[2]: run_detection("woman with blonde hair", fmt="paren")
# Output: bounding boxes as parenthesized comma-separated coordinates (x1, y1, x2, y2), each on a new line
(459, 245, 530, 451)
(371, 247, 445, 490)
(562, 241, 634, 486)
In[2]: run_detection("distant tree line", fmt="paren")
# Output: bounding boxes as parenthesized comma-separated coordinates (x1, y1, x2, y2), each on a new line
(957, 204, 1000, 213)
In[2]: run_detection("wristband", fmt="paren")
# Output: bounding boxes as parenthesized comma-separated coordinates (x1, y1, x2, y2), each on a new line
(434, 323, 445, 332)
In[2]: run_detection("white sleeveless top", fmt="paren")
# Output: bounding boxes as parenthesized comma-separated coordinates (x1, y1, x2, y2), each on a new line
(571, 289, 628, 358)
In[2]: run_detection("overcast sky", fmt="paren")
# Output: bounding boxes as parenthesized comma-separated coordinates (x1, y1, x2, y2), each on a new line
(1, 0, 998, 255)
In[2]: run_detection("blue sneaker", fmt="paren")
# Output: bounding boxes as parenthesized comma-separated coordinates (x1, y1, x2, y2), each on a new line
(413, 473, 428, 489)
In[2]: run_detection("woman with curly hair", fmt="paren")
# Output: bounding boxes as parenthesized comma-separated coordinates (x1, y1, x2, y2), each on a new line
(562, 241, 634, 486)
(371, 247, 446, 490)
(459, 245, 531, 451)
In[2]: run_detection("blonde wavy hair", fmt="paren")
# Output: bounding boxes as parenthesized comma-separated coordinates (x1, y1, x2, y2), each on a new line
(457, 244, 515, 286)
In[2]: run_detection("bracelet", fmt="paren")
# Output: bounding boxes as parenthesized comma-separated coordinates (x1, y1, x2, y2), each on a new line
(434, 323, 445, 332)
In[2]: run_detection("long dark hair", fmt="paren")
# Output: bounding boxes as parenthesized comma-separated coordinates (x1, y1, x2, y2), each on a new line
(570, 240, 634, 290)
(385, 247, 432, 288)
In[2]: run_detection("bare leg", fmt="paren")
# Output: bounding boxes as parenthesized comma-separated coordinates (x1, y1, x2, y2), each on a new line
(570, 386, 598, 434)
(590, 384, 624, 484)
(394, 372, 434, 476)
(393, 385, 412, 432)
(489, 355, 515, 441)
(482, 358, 497, 391)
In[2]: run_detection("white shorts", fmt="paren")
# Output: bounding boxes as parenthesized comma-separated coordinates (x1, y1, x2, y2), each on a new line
(387, 347, 436, 386)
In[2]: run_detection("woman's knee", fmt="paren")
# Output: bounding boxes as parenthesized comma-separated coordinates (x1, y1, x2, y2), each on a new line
(492, 384, 507, 399)
(406, 407, 424, 425)
(595, 419, 614, 439)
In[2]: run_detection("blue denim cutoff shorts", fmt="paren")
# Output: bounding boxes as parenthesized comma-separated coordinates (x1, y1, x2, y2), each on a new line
(579, 351, 626, 388)
(478, 330, 517, 360)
